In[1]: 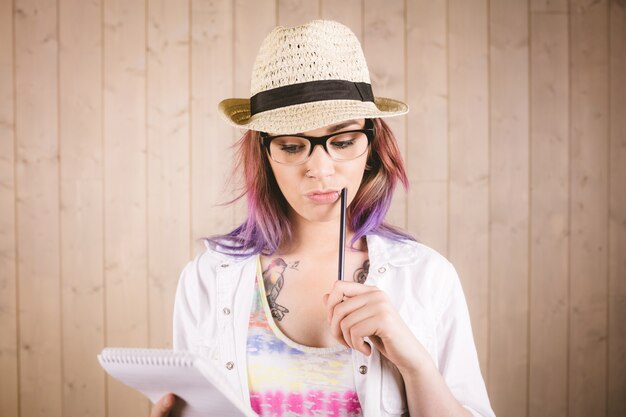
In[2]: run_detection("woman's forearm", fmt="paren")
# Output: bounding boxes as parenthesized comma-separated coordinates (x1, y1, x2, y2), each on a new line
(399, 356, 474, 417)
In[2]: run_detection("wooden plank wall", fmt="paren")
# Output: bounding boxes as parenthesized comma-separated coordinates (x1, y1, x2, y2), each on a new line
(609, 3, 626, 417)
(0, 1, 624, 417)
(103, 0, 149, 415)
(59, 1, 104, 416)
(0, 0, 17, 416)
(489, 0, 529, 414)
(529, 1, 570, 416)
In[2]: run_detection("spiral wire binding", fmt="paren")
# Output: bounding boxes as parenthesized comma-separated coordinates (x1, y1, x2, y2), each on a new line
(99, 348, 195, 367)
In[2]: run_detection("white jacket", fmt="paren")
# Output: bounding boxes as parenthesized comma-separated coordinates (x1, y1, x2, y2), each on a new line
(173, 234, 495, 417)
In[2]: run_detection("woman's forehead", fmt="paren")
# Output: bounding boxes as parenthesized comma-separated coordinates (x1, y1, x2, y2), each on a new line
(269, 119, 365, 137)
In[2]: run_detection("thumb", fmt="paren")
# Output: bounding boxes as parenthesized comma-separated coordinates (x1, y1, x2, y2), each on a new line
(151, 393, 176, 417)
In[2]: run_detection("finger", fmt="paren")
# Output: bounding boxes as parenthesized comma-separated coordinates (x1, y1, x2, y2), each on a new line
(328, 293, 370, 340)
(326, 282, 377, 322)
(150, 393, 176, 417)
(338, 305, 378, 355)
(348, 320, 374, 356)
(328, 281, 374, 303)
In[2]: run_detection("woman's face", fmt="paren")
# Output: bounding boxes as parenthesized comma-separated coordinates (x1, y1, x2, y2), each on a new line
(266, 119, 369, 225)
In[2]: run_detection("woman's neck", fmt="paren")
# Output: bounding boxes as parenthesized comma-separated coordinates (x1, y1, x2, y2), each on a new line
(278, 214, 364, 256)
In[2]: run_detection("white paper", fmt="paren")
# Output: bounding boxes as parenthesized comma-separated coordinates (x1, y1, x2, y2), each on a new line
(98, 348, 258, 417)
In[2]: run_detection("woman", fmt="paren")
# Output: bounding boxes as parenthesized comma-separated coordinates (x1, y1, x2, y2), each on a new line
(152, 20, 495, 417)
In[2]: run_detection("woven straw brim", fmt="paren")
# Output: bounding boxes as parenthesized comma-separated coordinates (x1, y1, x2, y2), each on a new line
(218, 97, 408, 134)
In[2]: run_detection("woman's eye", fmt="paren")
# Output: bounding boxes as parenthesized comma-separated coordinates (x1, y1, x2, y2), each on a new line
(330, 139, 355, 149)
(280, 144, 306, 154)
(329, 132, 360, 149)
(332, 141, 354, 149)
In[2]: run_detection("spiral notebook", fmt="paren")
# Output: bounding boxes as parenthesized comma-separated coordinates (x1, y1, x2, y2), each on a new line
(98, 348, 258, 417)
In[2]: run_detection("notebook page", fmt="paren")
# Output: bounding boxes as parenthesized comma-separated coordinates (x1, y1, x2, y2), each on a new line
(98, 348, 257, 417)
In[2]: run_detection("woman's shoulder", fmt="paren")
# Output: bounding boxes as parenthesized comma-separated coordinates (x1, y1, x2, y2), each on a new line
(178, 239, 258, 282)
(367, 235, 464, 327)
(366, 234, 452, 270)
(367, 234, 460, 295)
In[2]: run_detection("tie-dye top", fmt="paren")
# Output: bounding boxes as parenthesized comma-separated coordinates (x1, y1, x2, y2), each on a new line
(246, 260, 363, 417)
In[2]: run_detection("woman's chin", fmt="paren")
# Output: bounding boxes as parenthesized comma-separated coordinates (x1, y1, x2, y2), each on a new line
(291, 206, 340, 224)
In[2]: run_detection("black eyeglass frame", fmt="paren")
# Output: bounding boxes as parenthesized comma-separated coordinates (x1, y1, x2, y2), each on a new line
(260, 118, 375, 165)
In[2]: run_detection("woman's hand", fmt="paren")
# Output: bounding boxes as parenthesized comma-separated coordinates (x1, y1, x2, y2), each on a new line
(324, 281, 429, 376)
(150, 393, 176, 417)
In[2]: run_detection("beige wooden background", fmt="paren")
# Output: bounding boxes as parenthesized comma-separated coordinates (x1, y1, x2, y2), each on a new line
(0, 0, 625, 416)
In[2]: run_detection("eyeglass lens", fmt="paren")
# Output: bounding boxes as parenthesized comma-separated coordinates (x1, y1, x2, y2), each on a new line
(268, 131, 369, 165)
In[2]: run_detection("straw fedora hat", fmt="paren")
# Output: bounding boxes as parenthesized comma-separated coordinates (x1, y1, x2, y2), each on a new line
(218, 20, 408, 135)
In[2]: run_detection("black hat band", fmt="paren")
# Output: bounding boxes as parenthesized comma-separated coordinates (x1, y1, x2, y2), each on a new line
(250, 80, 375, 116)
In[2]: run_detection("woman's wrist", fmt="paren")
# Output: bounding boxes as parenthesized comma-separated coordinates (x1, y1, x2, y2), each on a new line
(392, 336, 438, 381)
(397, 355, 439, 385)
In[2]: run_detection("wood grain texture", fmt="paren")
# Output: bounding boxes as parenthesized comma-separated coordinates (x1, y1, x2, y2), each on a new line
(321, 0, 362, 41)
(147, 0, 191, 348)
(0, 4, 624, 416)
(59, 0, 105, 415)
(488, 0, 530, 415)
(608, 2, 626, 416)
(569, 1, 609, 416)
(14, 0, 62, 415)
(531, 0, 568, 13)
(364, 0, 407, 229)
(405, 0, 448, 253)
(0, 0, 18, 415)
(278, 0, 319, 27)
(234, 0, 276, 98)
(447, 0, 490, 371)
(233, 0, 276, 222)
(103, 0, 149, 414)
(190, 0, 235, 255)
(529, 11, 570, 417)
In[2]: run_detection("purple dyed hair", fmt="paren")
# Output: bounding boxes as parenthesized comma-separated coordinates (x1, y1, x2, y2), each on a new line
(208, 118, 415, 256)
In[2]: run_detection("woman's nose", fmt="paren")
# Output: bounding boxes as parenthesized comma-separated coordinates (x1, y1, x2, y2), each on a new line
(304, 144, 335, 178)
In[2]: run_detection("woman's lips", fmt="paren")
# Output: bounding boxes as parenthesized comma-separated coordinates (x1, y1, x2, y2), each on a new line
(305, 190, 340, 204)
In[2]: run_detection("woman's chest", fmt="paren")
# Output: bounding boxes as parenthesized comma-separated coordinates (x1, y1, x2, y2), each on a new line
(259, 251, 370, 347)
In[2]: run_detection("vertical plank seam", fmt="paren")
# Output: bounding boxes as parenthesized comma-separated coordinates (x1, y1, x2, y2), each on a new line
(11, 0, 21, 414)
(361, 0, 364, 48)
(100, 0, 108, 414)
(605, 1, 611, 415)
(485, 0, 492, 386)
(526, 2, 531, 416)
(231, 0, 236, 229)
(566, 1, 572, 414)
(403, 0, 408, 230)
(145, 0, 151, 349)
(445, 0, 450, 259)
(56, 0, 65, 413)
(188, 0, 192, 259)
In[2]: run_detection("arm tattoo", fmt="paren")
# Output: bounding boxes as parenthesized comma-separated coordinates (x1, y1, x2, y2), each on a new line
(262, 258, 290, 321)
(353, 260, 370, 284)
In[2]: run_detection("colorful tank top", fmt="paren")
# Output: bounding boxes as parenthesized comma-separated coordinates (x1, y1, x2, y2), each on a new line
(246, 259, 363, 417)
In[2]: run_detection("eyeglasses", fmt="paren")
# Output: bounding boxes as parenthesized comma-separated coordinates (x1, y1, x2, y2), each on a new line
(260, 119, 374, 166)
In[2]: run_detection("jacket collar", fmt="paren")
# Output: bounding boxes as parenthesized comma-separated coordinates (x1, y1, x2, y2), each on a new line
(365, 234, 421, 268)
(205, 234, 421, 268)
